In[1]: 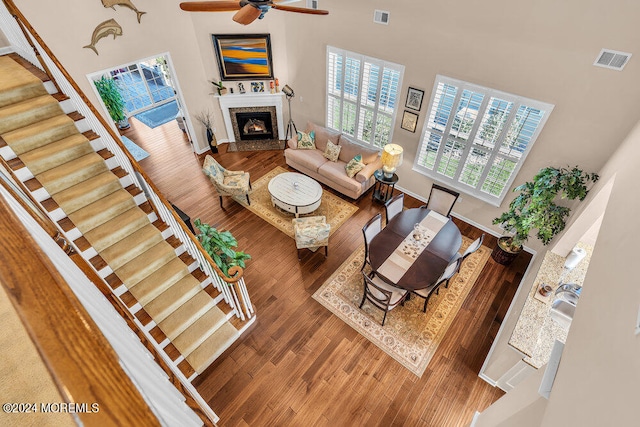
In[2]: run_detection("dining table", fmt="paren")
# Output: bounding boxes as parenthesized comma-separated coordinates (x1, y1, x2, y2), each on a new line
(369, 207, 462, 291)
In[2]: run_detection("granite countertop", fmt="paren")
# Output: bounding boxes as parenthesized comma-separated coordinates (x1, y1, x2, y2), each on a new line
(508, 242, 593, 368)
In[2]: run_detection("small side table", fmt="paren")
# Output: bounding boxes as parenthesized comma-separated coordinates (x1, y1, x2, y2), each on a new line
(372, 170, 398, 203)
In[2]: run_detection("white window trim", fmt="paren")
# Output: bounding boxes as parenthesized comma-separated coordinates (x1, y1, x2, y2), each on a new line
(326, 46, 404, 149)
(412, 75, 554, 207)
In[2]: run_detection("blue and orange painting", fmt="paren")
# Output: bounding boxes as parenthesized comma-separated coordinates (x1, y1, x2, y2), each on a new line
(216, 36, 272, 78)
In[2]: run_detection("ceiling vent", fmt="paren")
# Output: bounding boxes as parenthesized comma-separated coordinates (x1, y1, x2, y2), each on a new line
(374, 10, 390, 25)
(306, 0, 318, 10)
(593, 48, 632, 71)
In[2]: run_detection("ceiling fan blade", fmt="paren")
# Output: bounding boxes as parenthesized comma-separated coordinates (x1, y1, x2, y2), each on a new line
(271, 4, 329, 15)
(232, 4, 262, 25)
(179, 1, 242, 12)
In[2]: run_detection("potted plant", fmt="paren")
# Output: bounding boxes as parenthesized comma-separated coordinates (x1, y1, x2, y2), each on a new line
(94, 75, 130, 129)
(195, 110, 218, 153)
(194, 219, 250, 277)
(210, 80, 227, 95)
(491, 166, 599, 265)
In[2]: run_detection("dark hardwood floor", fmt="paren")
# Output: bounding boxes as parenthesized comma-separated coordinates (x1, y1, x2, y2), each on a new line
(121, 118, 532, 426)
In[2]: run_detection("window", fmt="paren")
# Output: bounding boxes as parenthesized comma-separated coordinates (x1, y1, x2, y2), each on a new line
(326, 46, 404, 148)
(414, 75, 554, 205)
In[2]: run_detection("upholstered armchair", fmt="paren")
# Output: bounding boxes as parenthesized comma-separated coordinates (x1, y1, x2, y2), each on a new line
(292, 216, 330, 260)
(202, 155, 251, 208)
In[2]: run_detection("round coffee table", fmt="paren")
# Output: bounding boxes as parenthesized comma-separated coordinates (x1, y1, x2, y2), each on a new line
(268, 172, 322, 217)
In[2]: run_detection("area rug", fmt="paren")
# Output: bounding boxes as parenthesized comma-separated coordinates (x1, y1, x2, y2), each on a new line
(227, 138, 286, 152)
(133, 100, 178, 129)
(233, 166, 358, 238)
(312, 237, 490, 377)
(121, 135, 149, 161)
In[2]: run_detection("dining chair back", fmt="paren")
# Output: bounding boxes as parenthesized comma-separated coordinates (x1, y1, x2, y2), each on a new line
(456, 234, 485, 274)
(362, 213, 382, 272)
(359, 271, 408, 326)
(412, 255, 462, 312)
(425, 184, 459, 217)
(384, 193, 404, 225)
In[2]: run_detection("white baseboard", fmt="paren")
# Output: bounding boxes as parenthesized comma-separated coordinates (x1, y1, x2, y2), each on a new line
(478, 372, 498, 387)
(469, 411, 482, 426)
(0, 47, 15, 55)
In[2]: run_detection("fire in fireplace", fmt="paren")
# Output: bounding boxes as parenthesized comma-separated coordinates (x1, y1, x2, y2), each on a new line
(234, 111, 274, 141)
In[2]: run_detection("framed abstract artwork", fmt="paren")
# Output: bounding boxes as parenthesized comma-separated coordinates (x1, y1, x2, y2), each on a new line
(211, 33, 274, 81)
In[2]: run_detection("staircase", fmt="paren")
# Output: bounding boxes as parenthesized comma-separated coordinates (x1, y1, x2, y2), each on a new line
(0, 54, 247, 378)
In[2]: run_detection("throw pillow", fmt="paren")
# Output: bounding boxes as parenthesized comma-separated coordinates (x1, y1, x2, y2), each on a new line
(297, 130, 316, 149)
(345, 154, 365, 178)
(323, 139, 341, 162)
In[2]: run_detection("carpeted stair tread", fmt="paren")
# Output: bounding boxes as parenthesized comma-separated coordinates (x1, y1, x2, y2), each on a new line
(83, 207, 151, 252)
(143, 275, 202, 324)
(68, 189, 137, 232)
(98, 224, 165, 271)
(2, 114, 78, 155)
(20, 133, 93, 175)
(159, 293, 217, 340)
(53, 171, 122, 217)
(37, 152, 108, 195)
(187, 322, 240, 374)
(0, 94, 62, 134)
(172, 307, 228, 357)
(115, 241, 178, 288)
(0, 57, 47, 108)
(128, 258, 190, 306)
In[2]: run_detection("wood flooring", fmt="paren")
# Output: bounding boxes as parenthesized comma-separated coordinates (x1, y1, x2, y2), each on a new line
(121, 118, 532, 426)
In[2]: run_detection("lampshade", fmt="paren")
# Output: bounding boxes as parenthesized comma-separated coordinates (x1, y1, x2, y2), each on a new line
(282, 84, 294, 97)
(381, 144, 403, 178)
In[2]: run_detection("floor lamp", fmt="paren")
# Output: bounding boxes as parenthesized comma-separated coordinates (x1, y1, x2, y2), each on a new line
(282, 84, 297, 141)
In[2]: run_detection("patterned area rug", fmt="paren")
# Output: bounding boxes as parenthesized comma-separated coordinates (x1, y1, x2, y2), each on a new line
(233, 166, 358, 238)
(227, 139, 286, 152)
(313, 236, 490, 377)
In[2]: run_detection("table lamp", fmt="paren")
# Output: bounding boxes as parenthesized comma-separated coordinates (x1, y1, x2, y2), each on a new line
(381, 144, 403, 178)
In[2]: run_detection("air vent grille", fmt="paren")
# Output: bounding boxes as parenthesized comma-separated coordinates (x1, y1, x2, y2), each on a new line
(593, 48, 632, 71)
(306, 0, 318, 10)
(374, 10, 390, 25)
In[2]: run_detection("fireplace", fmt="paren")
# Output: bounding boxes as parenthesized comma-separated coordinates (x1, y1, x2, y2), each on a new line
(217, 92, 285, 143)
(233, 110, 274, 141)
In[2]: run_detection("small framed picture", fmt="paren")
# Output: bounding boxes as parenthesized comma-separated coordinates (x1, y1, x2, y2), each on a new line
(405, 87, 425, 111)
(251, 81, 265, 93)
(401, 110, 419, 133)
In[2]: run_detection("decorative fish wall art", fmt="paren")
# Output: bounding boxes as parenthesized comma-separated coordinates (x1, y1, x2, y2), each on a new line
(101, 0, 146, 23)
(83, 18, 123, 55)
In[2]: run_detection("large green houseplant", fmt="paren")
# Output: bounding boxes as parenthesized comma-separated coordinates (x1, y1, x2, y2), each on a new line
(194, 219, 250, 277)
(94, 75, 130, 129)
(491, 166, 599, 264)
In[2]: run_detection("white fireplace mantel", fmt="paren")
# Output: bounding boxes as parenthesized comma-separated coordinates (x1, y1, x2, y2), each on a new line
(216, 92, 285, 142)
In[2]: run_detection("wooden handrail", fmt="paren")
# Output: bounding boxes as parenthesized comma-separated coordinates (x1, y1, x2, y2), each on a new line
(0, 196, 160, 426)
(1, 0, 243, 284)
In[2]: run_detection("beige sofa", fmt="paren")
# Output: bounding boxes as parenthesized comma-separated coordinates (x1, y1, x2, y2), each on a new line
(284, 122, 382, 199)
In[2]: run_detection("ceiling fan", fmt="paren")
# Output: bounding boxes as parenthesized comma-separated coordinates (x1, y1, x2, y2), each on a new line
(179, 1, 329, 25)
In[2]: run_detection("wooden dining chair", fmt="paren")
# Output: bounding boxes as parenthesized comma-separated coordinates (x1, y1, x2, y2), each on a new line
(362, 213, 382, 273)
(360, 271, 408, 326)
(412, 255, 461, 312)
(423, 184, 459, 217)
(384, 193, 404, 226)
